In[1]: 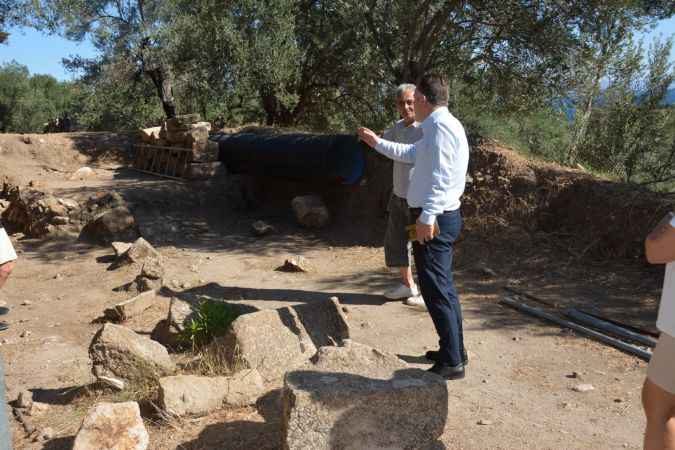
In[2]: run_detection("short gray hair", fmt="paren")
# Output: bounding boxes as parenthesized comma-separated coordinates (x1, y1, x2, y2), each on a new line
(395, 83, 416, 100)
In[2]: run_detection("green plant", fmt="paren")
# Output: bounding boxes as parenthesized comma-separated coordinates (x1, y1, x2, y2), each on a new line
(180, 300, 239, 349)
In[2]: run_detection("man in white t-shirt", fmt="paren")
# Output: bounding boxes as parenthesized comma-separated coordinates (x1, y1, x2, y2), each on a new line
(381, 84, 424, 305)
(0, 221, 16, 332)
(643, 212, 675, 450)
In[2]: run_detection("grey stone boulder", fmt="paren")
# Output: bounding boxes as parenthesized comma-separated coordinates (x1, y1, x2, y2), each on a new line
(282, 340, 448, 450)
(221, 308, 316, 383)
(73, 402, 148, 450)
(291, 195, 330, 228)
(90, 323, 175, 384)
(158, 369, 264, 417)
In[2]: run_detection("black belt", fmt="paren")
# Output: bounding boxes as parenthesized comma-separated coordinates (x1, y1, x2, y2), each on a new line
(409, 208, 457, 216)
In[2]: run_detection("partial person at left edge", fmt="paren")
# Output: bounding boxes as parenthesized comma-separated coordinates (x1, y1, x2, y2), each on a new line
(0, 219, 17, 331)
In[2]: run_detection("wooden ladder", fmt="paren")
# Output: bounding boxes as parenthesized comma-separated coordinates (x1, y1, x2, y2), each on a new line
(133, 144, 193, 180)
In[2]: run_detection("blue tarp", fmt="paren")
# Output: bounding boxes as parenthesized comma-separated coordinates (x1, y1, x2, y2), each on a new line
(210, 132, 366, 185)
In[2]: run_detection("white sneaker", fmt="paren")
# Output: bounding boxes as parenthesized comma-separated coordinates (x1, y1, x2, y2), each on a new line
(404, 295, 427, 309)
(384, 283, 419, 300)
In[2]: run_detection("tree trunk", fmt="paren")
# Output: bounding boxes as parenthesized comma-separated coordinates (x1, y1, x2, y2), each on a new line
(146, 66, 176, 119)
(261, 89, 294, 127)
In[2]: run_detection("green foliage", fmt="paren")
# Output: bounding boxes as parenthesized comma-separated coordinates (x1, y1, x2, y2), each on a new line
(578, 38, 675, 188)
(0, 61, 75, 132)
(180, 300, 240, 350)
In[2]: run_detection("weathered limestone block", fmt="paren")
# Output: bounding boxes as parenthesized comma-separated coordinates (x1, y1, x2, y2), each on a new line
(90, 323, 175, 383)
(291, 195, 330, 228)
(73, 402, 148, 450)
(282, 341, 448, 450)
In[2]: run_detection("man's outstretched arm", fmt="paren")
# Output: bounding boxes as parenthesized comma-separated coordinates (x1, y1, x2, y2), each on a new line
(357, 127, 417, 163)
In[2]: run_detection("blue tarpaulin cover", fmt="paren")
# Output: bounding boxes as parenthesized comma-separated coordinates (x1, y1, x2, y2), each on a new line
(211, 132, 366, 185)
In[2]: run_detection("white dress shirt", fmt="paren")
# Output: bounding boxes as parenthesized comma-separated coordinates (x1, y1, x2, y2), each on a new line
(374, 107, 469, 225)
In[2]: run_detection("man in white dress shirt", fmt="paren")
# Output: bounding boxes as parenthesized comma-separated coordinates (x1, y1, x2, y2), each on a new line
(358, 74, 469, 379)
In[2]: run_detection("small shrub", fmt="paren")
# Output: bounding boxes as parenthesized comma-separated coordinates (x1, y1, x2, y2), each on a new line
(180, 300, 239, 349)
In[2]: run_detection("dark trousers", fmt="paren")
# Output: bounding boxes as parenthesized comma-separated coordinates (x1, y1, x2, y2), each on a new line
(411, 209, 465, 366)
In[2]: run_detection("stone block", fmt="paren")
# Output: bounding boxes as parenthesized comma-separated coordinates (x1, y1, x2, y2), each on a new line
(292, 297, 350, 348)
(187, 162, 223, 180)
(282, 341, 448, 450)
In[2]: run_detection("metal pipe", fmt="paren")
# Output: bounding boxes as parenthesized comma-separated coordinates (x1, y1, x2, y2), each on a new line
(565, 308, 657, 348)
(500, 296, 652, 361)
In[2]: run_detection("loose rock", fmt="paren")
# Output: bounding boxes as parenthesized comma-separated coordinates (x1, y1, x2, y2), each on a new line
(17, 390, 33, 409)
(572, 384, 595, 393)
(104, 290, 157, 322)
(277, 256, 310, 273)
(291, 194, 331, 228)
(251, 220, 275, 236)
(72, 402, 149, 450)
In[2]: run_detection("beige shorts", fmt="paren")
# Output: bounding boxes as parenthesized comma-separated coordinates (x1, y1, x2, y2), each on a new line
(0, 228, 17, 265)
(648, 332, 675, 394)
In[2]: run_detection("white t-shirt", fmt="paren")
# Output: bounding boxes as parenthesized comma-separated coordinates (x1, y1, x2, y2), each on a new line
(656, 215, 675, 336)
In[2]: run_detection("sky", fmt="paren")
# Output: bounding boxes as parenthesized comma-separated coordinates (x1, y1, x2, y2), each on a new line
(1, 16, 674, 81)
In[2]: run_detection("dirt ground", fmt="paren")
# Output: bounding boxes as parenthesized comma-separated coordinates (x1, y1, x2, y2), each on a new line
(0, 132, 665, 449)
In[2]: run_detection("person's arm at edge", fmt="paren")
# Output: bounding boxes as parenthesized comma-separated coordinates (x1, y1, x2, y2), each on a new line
(645, 212, 675, 264)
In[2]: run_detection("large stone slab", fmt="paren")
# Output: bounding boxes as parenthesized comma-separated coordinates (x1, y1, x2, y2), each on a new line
(90, 323, 175, 384)
(158, 369, 264, 417)
(73, 401, 148, 450)
(222, 308, 316, 383)
(282, 341, 448, 450)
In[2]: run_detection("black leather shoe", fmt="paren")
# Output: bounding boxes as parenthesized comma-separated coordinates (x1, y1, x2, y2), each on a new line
(0, 322, 8, 332)
(0, 307, 9, 315)
(425, 349, 468, 366)
(427, 362, 465, 380)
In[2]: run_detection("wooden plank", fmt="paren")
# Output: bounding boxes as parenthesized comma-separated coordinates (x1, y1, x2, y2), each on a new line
(500, 296, 652, 361)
